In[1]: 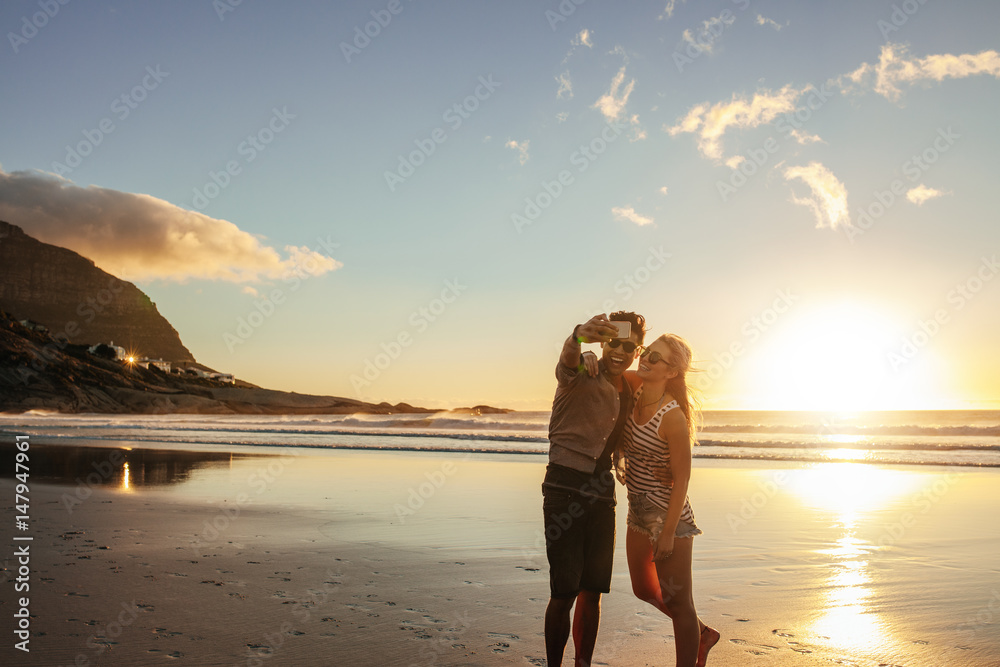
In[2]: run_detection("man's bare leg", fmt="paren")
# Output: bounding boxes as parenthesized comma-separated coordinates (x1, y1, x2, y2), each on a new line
(545, 596, 575, 666)
(571, 590, 601, 667)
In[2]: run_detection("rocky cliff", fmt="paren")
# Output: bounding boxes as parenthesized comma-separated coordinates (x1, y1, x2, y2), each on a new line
(0, 220, 193, 362)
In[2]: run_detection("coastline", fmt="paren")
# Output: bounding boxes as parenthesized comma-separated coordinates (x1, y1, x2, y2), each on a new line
(1, 444, 998, 666)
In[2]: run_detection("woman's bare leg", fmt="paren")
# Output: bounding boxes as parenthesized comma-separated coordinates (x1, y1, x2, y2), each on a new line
(654, 535, 699, 666)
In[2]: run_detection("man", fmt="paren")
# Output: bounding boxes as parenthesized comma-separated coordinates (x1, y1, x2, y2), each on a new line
(542, 311, 645, 666)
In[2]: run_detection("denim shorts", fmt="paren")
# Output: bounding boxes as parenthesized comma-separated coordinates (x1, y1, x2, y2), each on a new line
(626, 492, 702, 542)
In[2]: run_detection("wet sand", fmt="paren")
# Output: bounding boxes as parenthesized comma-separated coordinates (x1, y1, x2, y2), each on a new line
(1, 444, 998, 665)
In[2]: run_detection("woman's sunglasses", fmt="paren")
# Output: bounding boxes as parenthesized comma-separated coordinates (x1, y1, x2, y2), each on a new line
(607, 339, 640, 354)
(639, 348, 669, 365)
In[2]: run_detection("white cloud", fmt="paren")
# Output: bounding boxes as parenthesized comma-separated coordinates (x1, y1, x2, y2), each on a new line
(556, 112, 569, 123)
(659, 0, 687, 21)
(756, 14, 783, 30)
(612, 206, 654, 227)
(783, 162, 850, 231)
(841, 43, 1000, 102)
(906, 184, 950, 205)
(505, 139, 530, 165)
(592, 66, 636, 121)
(573, 29, 593, 48)
(667, 85, 803, 162)
(556, 71, 573, 100)
(658, 186, 669, 195)
(724, 156, 745, 169)
(0, 169, 342, 283)
(242, 286, 260, 297)
(790, 128, 825, 145)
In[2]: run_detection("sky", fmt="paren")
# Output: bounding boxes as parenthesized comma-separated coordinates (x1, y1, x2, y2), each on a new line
(1, 0, 998, 411)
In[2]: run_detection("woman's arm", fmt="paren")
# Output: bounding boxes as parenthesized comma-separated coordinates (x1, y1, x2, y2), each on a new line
(653, 407, 692, 560)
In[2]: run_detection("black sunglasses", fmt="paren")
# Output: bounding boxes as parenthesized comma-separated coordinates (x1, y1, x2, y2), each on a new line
(640, 348, 668, 365)
(607, 339, 640, 354)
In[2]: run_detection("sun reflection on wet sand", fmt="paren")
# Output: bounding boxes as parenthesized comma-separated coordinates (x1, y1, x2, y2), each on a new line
(785, 463, 926, 656)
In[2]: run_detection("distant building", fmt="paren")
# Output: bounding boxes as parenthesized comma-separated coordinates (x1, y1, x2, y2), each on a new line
(19, 319, 48, 334)
(209, 372, 235, 384)
(137, 358, 171, 372)
(88, 342, 127, 361)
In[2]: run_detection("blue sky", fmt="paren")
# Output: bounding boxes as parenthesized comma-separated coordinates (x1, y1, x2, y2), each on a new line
(1, 0, 998, 410)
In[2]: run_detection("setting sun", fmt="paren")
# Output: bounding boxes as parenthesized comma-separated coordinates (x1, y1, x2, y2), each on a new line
(739, 301, 949, 411)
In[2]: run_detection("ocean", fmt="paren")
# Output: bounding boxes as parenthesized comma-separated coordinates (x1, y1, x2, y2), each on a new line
(3, 409, 999, 468)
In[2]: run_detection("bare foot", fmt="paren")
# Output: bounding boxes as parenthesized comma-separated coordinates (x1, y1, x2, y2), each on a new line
(697, 626, 720, 667)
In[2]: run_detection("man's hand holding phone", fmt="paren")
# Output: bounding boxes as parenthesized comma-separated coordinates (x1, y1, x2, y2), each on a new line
(575, 314, 624, 344)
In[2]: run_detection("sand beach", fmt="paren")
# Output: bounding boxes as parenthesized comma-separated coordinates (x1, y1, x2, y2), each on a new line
(2, 442, 998, 666)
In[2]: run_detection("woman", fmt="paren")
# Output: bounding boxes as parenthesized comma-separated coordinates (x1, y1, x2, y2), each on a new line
(620, 334, 718, 667)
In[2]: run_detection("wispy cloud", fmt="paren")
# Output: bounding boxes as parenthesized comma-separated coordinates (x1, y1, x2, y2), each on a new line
(573, 28, 593, 48)
(612, 206, 654, 226)
(783, 162, 850, 230)
(0, 169, 342, 283)
(756, 14, 784, 31)
(505, 139, 530, 165)
(840, 43, 1000, 102)
(790, 128, 825, 145)
(556, 71, 573, 99)
(682, 13, 736, 55)
(592, 66, 636, 121)
(659, 0, 686, 21)
(666, 85, 803, 162)
(658, 186, 669, 195)
(907, 184, 950, 205)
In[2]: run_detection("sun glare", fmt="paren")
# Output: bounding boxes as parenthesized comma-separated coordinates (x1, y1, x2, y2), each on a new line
(740, 301, 948, 410)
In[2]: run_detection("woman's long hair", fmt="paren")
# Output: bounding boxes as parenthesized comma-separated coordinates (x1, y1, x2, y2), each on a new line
(655, 333, 701, 444)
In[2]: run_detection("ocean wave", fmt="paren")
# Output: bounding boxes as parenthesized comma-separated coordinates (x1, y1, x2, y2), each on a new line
(701, 424, 1000, 437)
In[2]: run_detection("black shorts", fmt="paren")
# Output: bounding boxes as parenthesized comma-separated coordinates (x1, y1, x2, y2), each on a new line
(542, 486, 615, 599)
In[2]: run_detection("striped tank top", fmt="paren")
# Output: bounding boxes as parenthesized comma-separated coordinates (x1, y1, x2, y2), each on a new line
(623, 387, 697, 525)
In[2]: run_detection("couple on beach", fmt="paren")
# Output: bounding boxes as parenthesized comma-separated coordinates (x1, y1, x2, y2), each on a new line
(542, 311, 719, 666)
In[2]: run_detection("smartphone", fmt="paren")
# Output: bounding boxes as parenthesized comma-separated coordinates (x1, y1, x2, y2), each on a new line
(611, 321, 631, 339)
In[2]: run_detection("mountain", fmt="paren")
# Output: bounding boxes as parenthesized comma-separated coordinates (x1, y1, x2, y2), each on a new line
(0, 220, 193, 363)
(0, 308, 429, 414)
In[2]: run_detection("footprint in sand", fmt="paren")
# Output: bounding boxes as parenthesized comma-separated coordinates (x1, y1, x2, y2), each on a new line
(729, 638, 779, 655)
